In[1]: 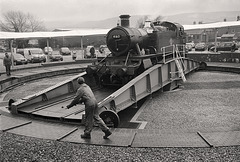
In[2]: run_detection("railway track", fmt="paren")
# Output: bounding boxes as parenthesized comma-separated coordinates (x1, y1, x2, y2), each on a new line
(5, 57, 199, 127)
(1, 62, 240, 148)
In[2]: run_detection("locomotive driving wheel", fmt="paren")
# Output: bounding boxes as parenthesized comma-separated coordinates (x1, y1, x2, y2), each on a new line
(99, 110, 120, 128)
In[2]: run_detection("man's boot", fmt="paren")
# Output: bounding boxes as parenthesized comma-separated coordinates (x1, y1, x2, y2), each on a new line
(103, 129, 112, 139)
(81, 133, 91, 139)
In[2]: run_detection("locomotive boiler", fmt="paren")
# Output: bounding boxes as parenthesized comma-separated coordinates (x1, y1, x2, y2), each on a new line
(87, 15, 186, 86)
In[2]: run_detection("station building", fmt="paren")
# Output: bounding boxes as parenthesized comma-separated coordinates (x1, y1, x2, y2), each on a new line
(184, 21, 240, 43)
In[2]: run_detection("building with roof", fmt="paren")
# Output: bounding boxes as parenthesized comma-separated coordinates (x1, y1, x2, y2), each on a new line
(184, 21, 240, 43)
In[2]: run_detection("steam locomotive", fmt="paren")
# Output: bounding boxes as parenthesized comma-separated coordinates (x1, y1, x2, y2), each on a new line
(87, 15, 186, 86)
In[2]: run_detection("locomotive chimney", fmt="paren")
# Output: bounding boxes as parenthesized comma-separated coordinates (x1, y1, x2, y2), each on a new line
(119, 15, 130, 27)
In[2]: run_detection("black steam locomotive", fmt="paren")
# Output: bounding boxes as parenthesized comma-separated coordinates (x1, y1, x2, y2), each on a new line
(87, 15, 186, 86)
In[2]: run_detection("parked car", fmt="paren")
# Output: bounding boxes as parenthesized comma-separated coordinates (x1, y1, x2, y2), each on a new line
(99, 45, 111, 56)
(16, 48, 24, 54)
(48, 51, 63, 61)
(0, 46, 7, 52)
(186, 42, 195, 48)
(195, 43, 207, 51)
(84, 46, 96, 58)
(185, 43, 193, 51)
(210, 42, 238, 52)
(207, 43, 215, 51)
(72, 50, 77, 60)
(60, 47, 71, 55)
(43, 47, 53, 54)
(13, 53, 28, 65)
(17, 48, 46, 63)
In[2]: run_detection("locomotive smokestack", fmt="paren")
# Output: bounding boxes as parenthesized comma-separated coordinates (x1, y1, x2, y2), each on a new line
(119, 15, 130, 27)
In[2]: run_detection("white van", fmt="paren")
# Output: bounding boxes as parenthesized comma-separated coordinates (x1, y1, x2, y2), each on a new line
(17, 48, 46, 63)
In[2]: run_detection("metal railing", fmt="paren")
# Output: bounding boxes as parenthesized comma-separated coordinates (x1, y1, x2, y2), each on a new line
(161, 44, 186, 64)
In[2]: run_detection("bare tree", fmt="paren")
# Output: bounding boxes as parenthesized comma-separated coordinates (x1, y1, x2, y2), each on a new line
(0, 11, 46, 32)
(27, 13, 46, 31)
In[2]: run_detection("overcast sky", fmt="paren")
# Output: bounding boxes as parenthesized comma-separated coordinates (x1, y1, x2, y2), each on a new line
(1, 0, 240, 22)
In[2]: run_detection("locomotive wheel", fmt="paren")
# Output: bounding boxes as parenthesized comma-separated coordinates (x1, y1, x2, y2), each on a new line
(8, 99, 16, 107)
(99, 110, 120, 128)
(199, 62, 207, 70)
(8, 99, 16, 111)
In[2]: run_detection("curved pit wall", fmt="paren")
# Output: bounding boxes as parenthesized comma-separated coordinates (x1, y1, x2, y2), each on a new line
(9, 58, 200, 127)
(0, 66, 86, 93)
(9, 72, 88, 114)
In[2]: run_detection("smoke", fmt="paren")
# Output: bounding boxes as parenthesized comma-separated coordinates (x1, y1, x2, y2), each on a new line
(153, 15, 163, 22)
(136, 16, 149, 28)
(136, 15, 164, 28)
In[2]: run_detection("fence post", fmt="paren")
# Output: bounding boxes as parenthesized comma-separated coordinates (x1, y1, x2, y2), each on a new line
(163, 47, 165, 63)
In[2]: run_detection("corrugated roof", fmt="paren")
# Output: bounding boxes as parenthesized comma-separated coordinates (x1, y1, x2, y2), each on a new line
(0, 29, 110, 39)
(184, 21, 240, 30)
(185, 30, 204, 35)
(0, 21, 240, 39)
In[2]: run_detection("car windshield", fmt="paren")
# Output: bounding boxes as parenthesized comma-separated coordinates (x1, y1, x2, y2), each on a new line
(14, 54, 24, 59)
(45, 47, 52, 51)
(51, 51, 60, 55)
(30, 49, 43, 54)
(61, 48, 70, 52)
(224, 43, 232, 46)
(218, 43, 226, 47)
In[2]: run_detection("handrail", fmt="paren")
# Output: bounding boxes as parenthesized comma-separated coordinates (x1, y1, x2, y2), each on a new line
(175, 45, 187, 71)
(161, 45, 174, 64)
(176, 44, 186, 58)
(161, 44, 186, 64)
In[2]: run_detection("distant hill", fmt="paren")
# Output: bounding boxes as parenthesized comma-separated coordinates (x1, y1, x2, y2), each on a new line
(164, 11, 240, 25)
(45, 11, 240, 30)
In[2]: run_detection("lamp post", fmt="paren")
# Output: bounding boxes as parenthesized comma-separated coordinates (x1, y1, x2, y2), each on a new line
(214, 28, 218, 52)
(81, 36, 84, 59)
(46, 38, 50, 62)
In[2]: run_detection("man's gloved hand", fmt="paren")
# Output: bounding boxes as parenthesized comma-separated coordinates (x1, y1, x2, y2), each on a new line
(61, 106, 69, 109)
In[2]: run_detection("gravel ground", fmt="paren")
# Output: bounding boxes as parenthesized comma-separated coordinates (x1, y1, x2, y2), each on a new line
(1, 132, 240, 162)
(138, 71, 240, 131)
(1, 71, 240, 161)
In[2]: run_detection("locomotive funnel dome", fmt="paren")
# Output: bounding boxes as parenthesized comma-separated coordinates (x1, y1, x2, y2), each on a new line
(119, 15, 130, 27)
